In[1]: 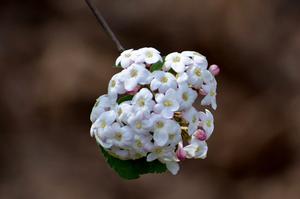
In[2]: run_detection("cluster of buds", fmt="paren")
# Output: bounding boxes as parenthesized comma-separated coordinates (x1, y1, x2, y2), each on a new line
(90, 47, 219, 175)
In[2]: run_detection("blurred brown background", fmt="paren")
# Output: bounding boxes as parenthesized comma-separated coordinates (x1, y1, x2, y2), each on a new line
(1, 0, 300, 198)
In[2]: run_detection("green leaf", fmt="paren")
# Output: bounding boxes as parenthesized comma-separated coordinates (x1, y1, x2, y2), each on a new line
(117, 95, 134, 104)
(150, 61, 164, 72)
(99, 146, 167, 179)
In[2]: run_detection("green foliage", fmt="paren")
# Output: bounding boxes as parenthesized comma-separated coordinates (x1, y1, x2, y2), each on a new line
(100, 146, 167, 179)
(117, 95, 134, 104)
(97, 93, 167, 179)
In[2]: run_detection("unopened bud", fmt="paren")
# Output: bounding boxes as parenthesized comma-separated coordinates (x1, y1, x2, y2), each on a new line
(209, 64, 220, 76)
(194, 129, 207, 141)
(126, 85, 141, 95)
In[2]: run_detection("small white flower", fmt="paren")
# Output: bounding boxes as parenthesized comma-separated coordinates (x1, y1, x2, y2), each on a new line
(165, 120, 182, 147)
(154, 88, 179, 119)
(135, 47, 162, 64)
(150, 71, 177, 93)
(127, 111, 152, 134)
(201, 82, 217, 110)
(177, 83, 198, 110)
(132, 134, 153, 155)
(184, 138, 208, 159)
(182, 107, 200, 135)
(119, 63, 151, 91)
(115, 49, 137, 68)
(115, 102, 133, 123)
(175, 72, 188, 84)
(106, 123, 133, 148)
(131, 88, 155, 114)
(108, 73, 126, 97)
(90, 110, 116, 137)
(199, 109, 214, 138)
(90, 94, 117, 123)
(186, 65, 207, 88)
(149, 114, 171, 146)
(182, 51, 208, 69)
(165, 52, 192, 73)
(146, 145, 177, 162)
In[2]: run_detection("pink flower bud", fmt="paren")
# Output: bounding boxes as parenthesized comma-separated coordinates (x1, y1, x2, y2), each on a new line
(194, 129, 207, 141)
(176, 142, 186, 161)
(126, 85, 141, 95)
(209, 64, 220, 76)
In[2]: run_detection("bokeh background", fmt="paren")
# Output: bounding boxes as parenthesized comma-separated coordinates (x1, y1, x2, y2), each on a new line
(1, 0, 300, 198)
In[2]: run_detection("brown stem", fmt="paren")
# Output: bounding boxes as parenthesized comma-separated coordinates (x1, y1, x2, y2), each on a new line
(84, 0, 125, 53)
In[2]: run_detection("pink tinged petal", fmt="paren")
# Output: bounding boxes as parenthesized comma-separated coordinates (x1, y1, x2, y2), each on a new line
(166, 162, 180, 175)
(146, 152, 158, 162)
(153, 131, 168, 146)
(126, 85, 141, 95)
(209, 64, 220, 76)
(124, 79, 138, 91)
(198, 88, 208, 95)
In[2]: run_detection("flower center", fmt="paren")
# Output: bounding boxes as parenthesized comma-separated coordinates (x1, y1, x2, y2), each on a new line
(169, 134, 175, 140)
(182, 92, 189, 101)
(206, 120, 212, 127)
(100, 120, 106, 128)
(114, 132, 123, 141)
(163, 100, 173, 107)
(210, 90, 216, 96)
(156, 121, 164, 129)
(194, 68, 202, 77)
(173, 56, 181, 63)
(154, 148, 163, 154)
(130, 69, 138, 77)
(135, 121, 142, 129)
(160, 76, 168, 83)
(138, 99, 145, 107)
(146, 51, 153, 58)
(135, 139, 143, 148)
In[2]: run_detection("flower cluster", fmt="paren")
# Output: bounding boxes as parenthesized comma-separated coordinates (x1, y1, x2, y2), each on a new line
(90, 47, 219, 175)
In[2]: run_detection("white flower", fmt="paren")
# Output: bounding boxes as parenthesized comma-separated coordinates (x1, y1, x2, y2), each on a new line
(165, 52, 192, 73)
(165, 120, 182, 147)
(115, 49, 137, 68)
(149, 114, 171, 146)
(90, 110, 116, 137)
(108, 73, 126, 96)
(181, 51, 208, 69)
(201, 82, 217, 110)
(135, 47, 162, 64)
(132, 134, 153, 155)
(175, 72, 188, 84)
(115, 102, 133, 123)
(119, 63, 151, 91)
(90, 94, 117, 123)
(107, 123, 133, 148)
(186, 65, 207, 88)
(127, 111, 152, 134)
(184, 138, 208, 159)
(131, 88, 155, 114)
(154, 88, 179, 119)
(150, 71, 177, 93)
(182, 107, 200, 135)
(199, 109, 214, 138)
(177, 83, 198, 110)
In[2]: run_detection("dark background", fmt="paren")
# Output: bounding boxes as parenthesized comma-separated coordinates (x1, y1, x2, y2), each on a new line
(1, 0, 300, 198)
